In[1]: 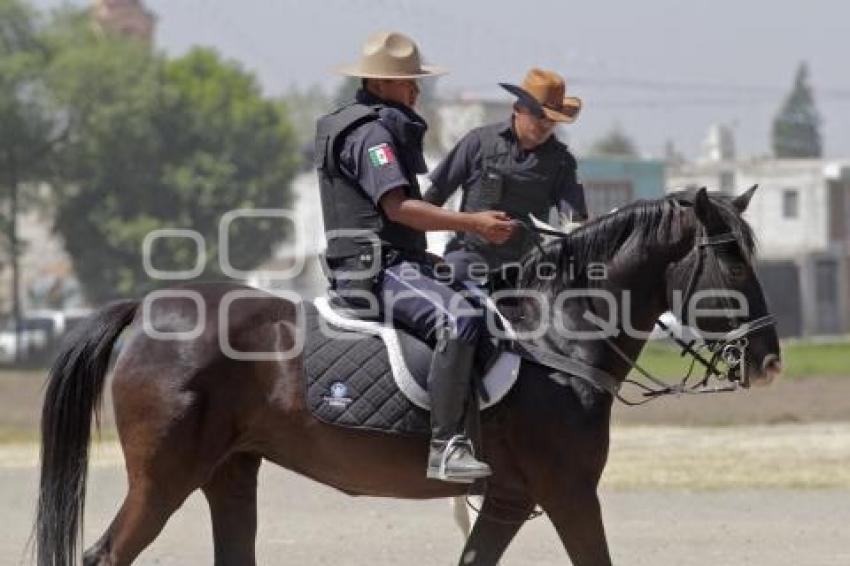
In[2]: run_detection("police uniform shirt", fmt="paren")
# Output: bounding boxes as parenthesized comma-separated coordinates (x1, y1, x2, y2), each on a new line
(338, 119, 413, 207)
(426, 119, 589, 221)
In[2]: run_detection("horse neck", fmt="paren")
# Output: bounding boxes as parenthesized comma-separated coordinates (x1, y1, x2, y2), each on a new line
(518, 225, 697, 381)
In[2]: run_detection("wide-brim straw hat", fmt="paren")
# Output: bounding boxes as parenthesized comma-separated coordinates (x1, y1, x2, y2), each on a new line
(500, 68, 582, 123)
(335, 31, 447, 79)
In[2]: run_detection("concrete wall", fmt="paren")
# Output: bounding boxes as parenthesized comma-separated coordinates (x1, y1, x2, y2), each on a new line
(668, 158, 850, 259)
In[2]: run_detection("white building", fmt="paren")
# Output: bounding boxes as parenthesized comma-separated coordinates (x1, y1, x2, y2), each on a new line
(0, 183, 83, 315)
(437, 98, 513, 154)
(668, 158, 850, 337)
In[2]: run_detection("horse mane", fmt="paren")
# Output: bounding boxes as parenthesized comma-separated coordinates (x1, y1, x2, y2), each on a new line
(518, 189, 757, 292)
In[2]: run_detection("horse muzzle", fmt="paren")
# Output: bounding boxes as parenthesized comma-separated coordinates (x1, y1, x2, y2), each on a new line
(752, 353, 783, 386)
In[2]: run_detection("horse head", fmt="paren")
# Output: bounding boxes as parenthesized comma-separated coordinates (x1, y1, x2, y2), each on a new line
(665, 186, 782, 386)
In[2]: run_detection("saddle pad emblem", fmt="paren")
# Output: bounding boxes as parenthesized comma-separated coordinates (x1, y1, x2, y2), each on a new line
(324, 381, 353, 408)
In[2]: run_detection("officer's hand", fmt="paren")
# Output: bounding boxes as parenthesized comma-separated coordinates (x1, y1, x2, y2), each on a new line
(471, 211, 515, 244)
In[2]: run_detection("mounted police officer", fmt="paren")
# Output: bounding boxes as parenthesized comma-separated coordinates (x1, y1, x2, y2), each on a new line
(315, 31, 515, 483)
(424, 68, 588, 283)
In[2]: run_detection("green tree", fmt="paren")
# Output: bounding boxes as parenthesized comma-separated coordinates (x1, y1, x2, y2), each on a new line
(589, 124, 638, 157)
(0, 0, 63, 359)
(48, 12, 299, 303)
(160, 48, 299, 278)
(772, 62, 822, 158)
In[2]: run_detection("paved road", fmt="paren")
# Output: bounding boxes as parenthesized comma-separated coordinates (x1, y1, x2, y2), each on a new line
(3, 461, 849, 566)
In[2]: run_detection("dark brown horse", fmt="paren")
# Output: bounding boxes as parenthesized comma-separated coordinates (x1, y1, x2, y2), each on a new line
(37, 188, 782, 566)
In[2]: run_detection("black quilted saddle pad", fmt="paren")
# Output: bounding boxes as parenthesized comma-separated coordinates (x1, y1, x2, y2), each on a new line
(303, 302, 431, 436)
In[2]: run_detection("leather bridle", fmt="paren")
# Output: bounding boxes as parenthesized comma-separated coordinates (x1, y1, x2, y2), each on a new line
(510, 221, 777, 404)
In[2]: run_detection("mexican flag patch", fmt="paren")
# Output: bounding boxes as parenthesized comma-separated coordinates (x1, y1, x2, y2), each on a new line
(367, 143, 396, 167)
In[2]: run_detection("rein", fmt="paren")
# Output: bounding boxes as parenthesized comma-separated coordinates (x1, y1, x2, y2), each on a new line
(508, 218, 776, 405)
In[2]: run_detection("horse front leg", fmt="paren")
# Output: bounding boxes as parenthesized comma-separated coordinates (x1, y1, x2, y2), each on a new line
(510, 372, 614, 565)
(456, 492, 535, 566)
(540, 485, 612, 566)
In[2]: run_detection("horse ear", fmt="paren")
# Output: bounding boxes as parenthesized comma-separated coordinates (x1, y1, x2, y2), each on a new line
(693, 187, 713, 224)
(732, 184, 758, 213)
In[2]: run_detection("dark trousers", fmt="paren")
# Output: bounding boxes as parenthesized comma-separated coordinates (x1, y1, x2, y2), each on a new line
(442, 250, 489, 286)
(334, 259, 486, 346)
(379, 261, 484, 345)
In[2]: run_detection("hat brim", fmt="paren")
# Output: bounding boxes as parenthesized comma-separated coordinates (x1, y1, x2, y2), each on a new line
(499, 82, 582, 123)
(334, 63, 448, 79)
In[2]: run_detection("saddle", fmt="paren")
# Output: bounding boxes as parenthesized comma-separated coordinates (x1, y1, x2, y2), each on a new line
(303, 292, 521, 436)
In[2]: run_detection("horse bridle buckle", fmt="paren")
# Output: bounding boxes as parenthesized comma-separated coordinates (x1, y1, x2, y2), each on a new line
(717, 337, 749, 388)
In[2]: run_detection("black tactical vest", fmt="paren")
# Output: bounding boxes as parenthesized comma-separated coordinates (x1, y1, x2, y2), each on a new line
(315, 103, 427, 260)
(459, 123, 569, 265)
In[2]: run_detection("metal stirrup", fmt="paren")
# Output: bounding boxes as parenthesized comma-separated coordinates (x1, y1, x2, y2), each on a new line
(438, 435, 475, 478)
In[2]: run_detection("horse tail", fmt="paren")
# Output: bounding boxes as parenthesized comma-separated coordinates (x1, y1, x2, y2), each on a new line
(36, 299, 139, 566)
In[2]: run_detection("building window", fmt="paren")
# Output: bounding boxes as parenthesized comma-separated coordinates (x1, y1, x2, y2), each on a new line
(782, 189, 799, 219)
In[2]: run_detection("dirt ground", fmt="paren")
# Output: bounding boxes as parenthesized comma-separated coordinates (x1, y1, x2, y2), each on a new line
(2, 456, 849, 566)
(3, 371, 850, 436)
(610, 375, 850, 425)
(2, 372, 850, 565)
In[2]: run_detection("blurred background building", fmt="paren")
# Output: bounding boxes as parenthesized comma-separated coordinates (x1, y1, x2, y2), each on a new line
(92, 0, 156, 42)
(669, 126, 850, 337)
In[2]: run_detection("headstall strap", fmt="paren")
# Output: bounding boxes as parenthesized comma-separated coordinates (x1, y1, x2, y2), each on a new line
(698, 233, 738, 247)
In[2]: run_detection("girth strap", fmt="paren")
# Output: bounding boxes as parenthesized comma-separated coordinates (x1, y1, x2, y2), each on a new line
(509, 341, 621, 397)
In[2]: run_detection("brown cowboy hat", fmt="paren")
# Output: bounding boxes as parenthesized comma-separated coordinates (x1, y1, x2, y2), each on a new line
(499, 68, 582, 123)
(335, 31, 447, 79)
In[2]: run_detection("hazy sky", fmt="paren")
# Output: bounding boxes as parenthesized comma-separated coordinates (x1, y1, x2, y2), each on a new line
(34, 0, 850, 159)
